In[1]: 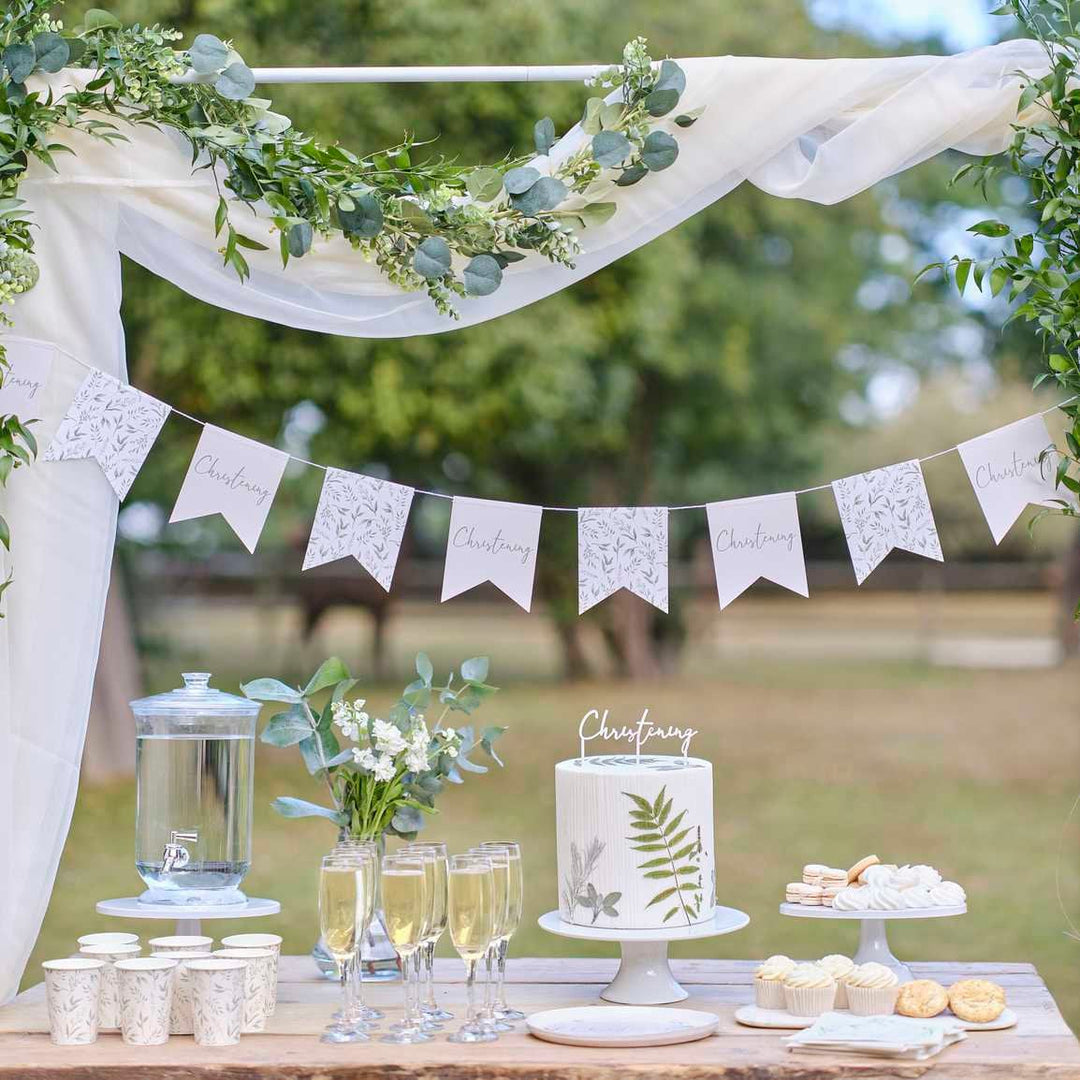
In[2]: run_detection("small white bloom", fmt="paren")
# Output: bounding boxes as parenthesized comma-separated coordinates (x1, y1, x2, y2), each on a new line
(372, 718, 407, 756)
(405, 747, 429, 774)
(372, 753, 397, 782)
(336, 719, 359, 740)
(331, 700, 349, 722)
(441, 726, 456, 740)
(352, 747, 376, 770)
(445, 745, 459, 759)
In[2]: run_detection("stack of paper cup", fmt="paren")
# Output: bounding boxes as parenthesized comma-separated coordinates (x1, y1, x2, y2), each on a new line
(147, 934, 214, 955)
(78, 943, 141, 1031)
(42, 958, 106, 1045)
(220, 934, 282, 1013)
(151, 950, 213, 1035)
(212, 948, 275, 1032)
(186, 958, 247, 1046)
(114, 957, 177, 1046)
(76, 932, 140, 951)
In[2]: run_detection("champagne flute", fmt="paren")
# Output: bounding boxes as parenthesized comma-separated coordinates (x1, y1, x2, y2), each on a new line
(479, 840, 525, 1022)
(469, 846, 510, 1033)
(329, 846, 381, 1030)
(318, 854, 367, 1043)
(403, 842, 452, 1023)
(390, 847, 440, 1032)
(446, 854, 497, 1044)
(379, 854, 431, 1044)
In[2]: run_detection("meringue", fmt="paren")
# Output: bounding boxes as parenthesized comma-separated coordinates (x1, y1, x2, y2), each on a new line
(828, 862, 965, 912)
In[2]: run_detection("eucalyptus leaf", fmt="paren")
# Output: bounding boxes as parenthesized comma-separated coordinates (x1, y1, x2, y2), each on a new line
(82, 8, 121, 31)
(215, 62, 256, 102)
(463, 254, 503, 296)
(599, 102, 624, 130)
(645, 88, 680, 117)
(641, 130, 679, 171)
(578, 201, 617, 227)
(615, 164, 648, 187)
(674, 107, 704, 127)
(287, 220, 313, 258)
(32, 33, 69, 74)
(303, 656, 350, 696)
(582, 97, 605, 135)
(261, 705, 314, 747)
(534, 116, 556, 155)
(241, 677, 302, 703)
(271, 796, 346, 824)
(465, 167, 503, 202)
(414, 235, 452, 279)
(64, 38, 87, 65)
(415, 651, 434, 685)
(510, 176, 567, 215)
(3, 45, 34, 85)
(503, 166, 540, 195)
(391, 804, 424, 833)
(188, 33, 229, 75)
(460, 656, 489, 683)
(654, 58, 686, 95)
(591, 130, 632, 168)
(338, 191, 383, 238)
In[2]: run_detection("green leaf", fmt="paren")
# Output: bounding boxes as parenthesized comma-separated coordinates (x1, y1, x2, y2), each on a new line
(623, 791, 653, 812)
(599, 102, 624, 129)
(954, 258, 972, 295)
(32, 33, 69, 74)
(188, 34, 229, 75)
(629, 842, 667, 852)
(261, 705, 314, 747)
(665, 826, 692, 848)
(645, 88, 680, 117)
(663, 905, 680, 922)
(3, 45, 34, 84)
(576, 203, 617, 230)
(671, 843, 699, 861)
(534, 116, 556, 155)
(465, 167, 504, 203)
(643, 869, 675, 879)
(503, 166, 540, 195)
(664, 810, 687, 837)
(460, 656, 489, 683)
(674, 107, 705, 127)
(414, 236, 452, 279)
(287, 221, 313, 258)
(214, 197, 228, 238)
(652, 786, 667, 817)
(271, 796, 345, 824)
(338, 192, 383, 238)
(304, 656, 350, 696)
(463, 254, 503, 297)
(592, 130, 632, 168)
(641, 131, 679, 171)
(241, 677, 302, 703)
(646, 886, 678, 908)
(657, 796, 672, 825)
(581, 97, 605, 135)
(215, 62, 256, 102)
(0, 515, 8, 552)
(83, 9, 121, 31)
(615, 164, 648, 187)
(636, 857, 670, 869)
(990, 264, 1010, 297)
(511, 176, 567, 215)
(968, 219, 1010, 238)
(655, 58, 686, 95)
(415, 652, 434, 685)
(391, 804, 425, 834)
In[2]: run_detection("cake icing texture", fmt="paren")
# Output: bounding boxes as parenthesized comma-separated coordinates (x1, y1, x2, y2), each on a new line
(556, 754, 716, 929)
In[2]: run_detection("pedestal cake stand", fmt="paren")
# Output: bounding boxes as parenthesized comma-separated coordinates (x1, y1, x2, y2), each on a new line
(97, 896, 280, 937)
(778, 902, 966, 982)
(539, 905, 750, 1005)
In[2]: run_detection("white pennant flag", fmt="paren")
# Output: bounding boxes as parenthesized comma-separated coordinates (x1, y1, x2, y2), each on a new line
(833, 459, 943, 585)
(578, 506, 668, 614)
(957, 414, 1074, 543)
(0, 338, 54, 416)
(43, 368, 170, 500)
(442, 497, 543, 611)
(706, 492, 808, 609)
(303, 467, 414, 590)
(170, 425, 288, 553)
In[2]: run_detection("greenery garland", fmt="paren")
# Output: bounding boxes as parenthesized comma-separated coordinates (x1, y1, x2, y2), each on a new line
(0, 0, 702, 611)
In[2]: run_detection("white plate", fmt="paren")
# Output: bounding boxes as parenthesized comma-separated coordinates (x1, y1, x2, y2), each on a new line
(735, 1005, 814, 1029)
(527, 1006, 719, 1047)
(954, 1007, 1017, 1032)
(538, 906, 750, 943)
(779, 902, 966, 921)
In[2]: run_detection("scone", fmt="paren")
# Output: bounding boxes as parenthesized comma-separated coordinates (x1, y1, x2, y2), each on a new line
(948, 979, 1006, 1023)
(896, 979, 948, 1018)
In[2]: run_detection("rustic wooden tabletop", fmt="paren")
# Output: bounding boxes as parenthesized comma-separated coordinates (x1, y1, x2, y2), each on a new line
(1, 956, 1077, 1078)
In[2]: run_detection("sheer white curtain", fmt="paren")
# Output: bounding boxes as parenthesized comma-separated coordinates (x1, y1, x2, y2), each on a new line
(0, 37, 1049, 999)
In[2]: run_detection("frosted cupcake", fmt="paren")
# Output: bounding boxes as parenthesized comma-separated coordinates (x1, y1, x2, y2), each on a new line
(844, 962, 900, 1016)
(783, 963, 837, 1017)
(754, 955, 795, 1009)
(818, 954, 855, 1008)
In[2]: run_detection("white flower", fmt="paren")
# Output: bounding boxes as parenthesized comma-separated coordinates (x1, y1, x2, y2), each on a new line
(441, 726, 456, 740)
(372, 753, 397, 782)
(352, 747, 376, 770)
(445, 745, 459, 759)
(405, 747, 429, 774)
(372, 718, 407, 756)
(336, 719, 359, 740)
(331, 701, 350, 722)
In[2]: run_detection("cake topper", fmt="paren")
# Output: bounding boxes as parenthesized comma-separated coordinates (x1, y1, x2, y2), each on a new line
(578, 707, 698, 763)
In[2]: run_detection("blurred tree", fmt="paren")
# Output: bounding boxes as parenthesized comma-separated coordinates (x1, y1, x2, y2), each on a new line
(59, 0, 1009, 676)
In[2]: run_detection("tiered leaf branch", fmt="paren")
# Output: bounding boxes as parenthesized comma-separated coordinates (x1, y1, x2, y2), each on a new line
(0, 0, 702, 608)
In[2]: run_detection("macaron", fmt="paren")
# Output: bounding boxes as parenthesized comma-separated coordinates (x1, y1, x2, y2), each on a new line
(821, 885, 843, 907)
(802, 863, 828, 885)
(785, 882, 810, 903)
(846, 854, 879, 884)
(799, 884, 824, 906)
(821, 867, 848, 887)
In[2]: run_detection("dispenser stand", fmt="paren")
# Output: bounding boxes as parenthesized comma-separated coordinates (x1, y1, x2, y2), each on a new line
(96, 896, 280, 937)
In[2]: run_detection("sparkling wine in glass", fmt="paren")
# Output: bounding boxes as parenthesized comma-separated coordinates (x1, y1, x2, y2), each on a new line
(470, 845, 511, 1032)
(480, 840, 525, 1022)
(318, 855, 367, 1043)
(403, 842, 452, 1023)
(447, 854, 497, 1044)
(379, 855, 431, 1044)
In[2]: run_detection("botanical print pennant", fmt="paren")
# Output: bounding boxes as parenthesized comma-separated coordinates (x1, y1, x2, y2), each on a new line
(442, 496, 543, 611)
(705, 492, 808, 609)
(303, 467, 414, 590)
(170, 425, 288, 553)
(43, 368, 170, 500)
(832, 459, 943, 585)
(578, 506, 668, 614)
(956, 414, 1074, 543)
(0, 338, 54, 417)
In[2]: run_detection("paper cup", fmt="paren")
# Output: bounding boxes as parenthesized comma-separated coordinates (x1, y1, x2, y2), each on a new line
(219, 934, 281, 1013)
(187, 959, 246, 1046)
(78, 944, 141, 1030)
(77, 932, 139, 950)
(43, 958, 105, 1045)
(846, 982, 899, 1016)
(213, 948, 275, 1032)
(151, 951, 213, 1035)
(147, 934, 214, 955)
(784, 983, 837, 1017)
(754, 977, 787, 1010)
(114, 957, 177, 1045)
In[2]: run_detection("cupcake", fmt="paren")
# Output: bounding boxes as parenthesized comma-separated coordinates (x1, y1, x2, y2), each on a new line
(783, 963, 837, 1017)
(818, 954, 855, 1007)
(754, 955, 795, 1009)
(844, 962, 900, 1016)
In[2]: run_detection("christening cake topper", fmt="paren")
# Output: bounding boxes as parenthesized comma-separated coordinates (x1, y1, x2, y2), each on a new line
(577, 706, 698, 761)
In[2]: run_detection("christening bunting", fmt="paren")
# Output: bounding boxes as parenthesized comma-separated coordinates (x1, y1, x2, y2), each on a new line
(42, 369, 170, 500)
(705, 492, 808, 609)
(956, 414, 1075, 543)
(578, 506, 669, 614)
(0, 339, 53, 416)
(170, 425, 289, 553)
(303, 467, 415, 590)
(442, 497, 543, 611)
(832, 460, 943, 585)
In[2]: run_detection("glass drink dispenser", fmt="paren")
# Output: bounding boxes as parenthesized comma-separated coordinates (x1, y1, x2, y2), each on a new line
(131, 673, 259, 906)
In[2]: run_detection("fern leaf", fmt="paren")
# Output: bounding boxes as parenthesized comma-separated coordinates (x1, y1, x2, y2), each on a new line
(665, 826, 692, 848)
(674, 864, 699, 875)
(652, 785, 667, 817)
(643, 869, 675, 879)
(646, 886, 677, 908)
(671, 843, 698, 861)
(627, 831, 665, 844)
(636, 856, 669, 869)
(657, 796, 672, 825)
(628, 820, 660, 831)
(663, 905, 680, 923)
(630, 842, 667, 852)
(623, 792, 653, 812)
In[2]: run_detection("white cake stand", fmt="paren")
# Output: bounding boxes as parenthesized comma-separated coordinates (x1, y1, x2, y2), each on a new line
(778, 902, 966, 982)
(96, 896, 280, 937)
(539, 906, 750, 1005)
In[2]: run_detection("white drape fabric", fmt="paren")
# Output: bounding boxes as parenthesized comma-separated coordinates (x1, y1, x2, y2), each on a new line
(0, 38, 1050, 1000)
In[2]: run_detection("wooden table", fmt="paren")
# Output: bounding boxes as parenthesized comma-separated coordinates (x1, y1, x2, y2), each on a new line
(2, 956, 1078, 1078)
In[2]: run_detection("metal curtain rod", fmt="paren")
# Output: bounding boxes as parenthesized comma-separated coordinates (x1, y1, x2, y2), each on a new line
(246, 64, 607, 84)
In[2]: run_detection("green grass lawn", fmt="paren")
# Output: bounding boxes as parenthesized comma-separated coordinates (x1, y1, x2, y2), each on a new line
(26, 653, 1080, 1031)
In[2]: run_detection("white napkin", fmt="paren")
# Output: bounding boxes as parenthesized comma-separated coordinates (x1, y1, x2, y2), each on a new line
(783, 1012, 967, 1060)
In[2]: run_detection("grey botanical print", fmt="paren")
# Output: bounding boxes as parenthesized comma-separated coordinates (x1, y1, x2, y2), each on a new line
(624, 786, 704, 926)
(116, 964, 174, 1046)
(191, 964, 245, 1046)
(44, 963, 103, 1046)
(832, 460, 943, 586)
(43, 369, 170, 500)
(303, 467, 414, 590)
(578, 506, 668, 614)
(562, 837, 621, 924)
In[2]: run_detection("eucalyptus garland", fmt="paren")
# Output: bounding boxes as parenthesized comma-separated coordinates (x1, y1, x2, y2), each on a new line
(0, 0, 702, 610)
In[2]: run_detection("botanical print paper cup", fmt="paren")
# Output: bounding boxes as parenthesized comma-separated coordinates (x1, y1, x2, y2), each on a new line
(212, 948, 275, 1033)
(77, 932, 140, 950)
(147, 934, 214, 955)
(151, 951, 212, 1035)
(220, 933, 281, 1013)
(42, 958, 105, 1045)
(115, 957, 177, 1046)
(187, 958, 246, 1046)
(78, 944, 141, 1030)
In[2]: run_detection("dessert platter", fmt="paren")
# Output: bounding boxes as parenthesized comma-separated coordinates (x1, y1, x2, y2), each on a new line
(539, 752, 749, 1004)
(778, 855, 966, 980)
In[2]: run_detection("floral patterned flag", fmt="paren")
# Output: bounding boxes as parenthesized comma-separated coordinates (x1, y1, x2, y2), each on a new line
(956, 414, 1075, 543)
(832, 459, 943, 585)
(43, 368, 170, 500)
(578, 506, 669, 614)
(303, 467, 415, 590)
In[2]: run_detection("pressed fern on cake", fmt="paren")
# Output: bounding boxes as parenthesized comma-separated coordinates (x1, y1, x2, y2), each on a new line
(623, 786, 703, 925)
(563, 837, 621, 923)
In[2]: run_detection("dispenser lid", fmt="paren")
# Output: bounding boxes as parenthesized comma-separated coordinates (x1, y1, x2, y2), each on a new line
(130, 672, 260, 717)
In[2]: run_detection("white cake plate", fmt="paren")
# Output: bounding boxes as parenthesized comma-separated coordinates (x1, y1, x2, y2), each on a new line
(539, 906, 750, 1005)
(778, 903, 966, 982)
(96, 896, 280, 937)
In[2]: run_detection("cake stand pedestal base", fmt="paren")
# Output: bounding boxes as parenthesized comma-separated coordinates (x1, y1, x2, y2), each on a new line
(539, 907, 750, 1006)
(96, 896, 281, 937)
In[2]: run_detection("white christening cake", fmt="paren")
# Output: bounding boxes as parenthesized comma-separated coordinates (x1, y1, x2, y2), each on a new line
(556, 754, 716, 930)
